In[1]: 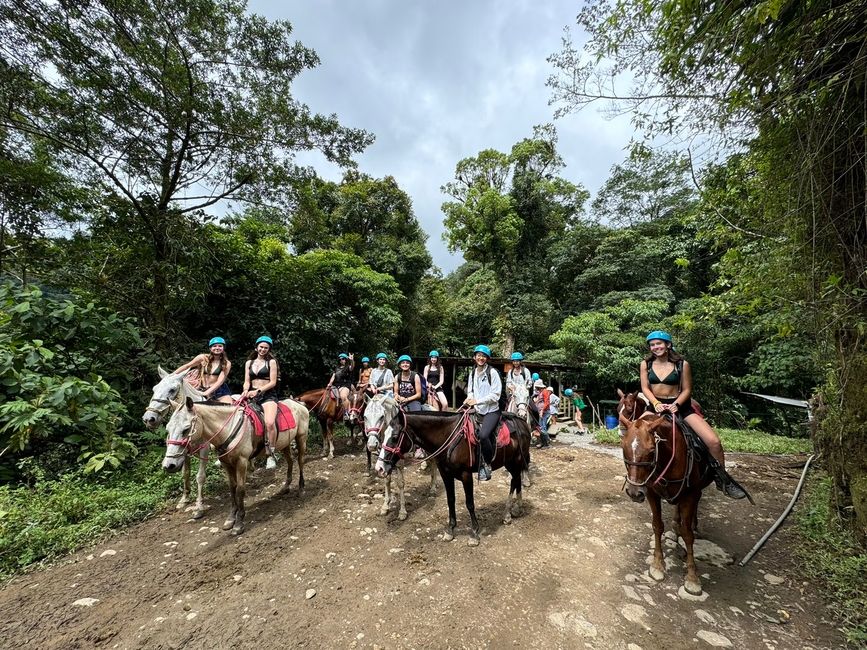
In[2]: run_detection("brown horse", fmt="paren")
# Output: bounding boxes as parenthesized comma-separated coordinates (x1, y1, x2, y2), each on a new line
(295, 387, 344, 458)
(164, 397, 308, 535)
(346, 387, 367, 447)
(617, 389, 716, 594)
(372, 397, 532, 546)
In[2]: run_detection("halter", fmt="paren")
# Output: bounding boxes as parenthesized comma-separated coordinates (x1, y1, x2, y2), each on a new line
(380, 406, 469, 469)
(164, 398, 247, 459)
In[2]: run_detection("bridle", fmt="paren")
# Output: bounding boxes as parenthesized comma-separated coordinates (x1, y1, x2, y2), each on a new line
(622, 414, 688, 501)
(164, 398, 247, 460)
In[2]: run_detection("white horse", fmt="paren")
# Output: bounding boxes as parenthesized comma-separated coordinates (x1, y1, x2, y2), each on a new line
(506, 382, 531, 424)
(142, 366, 210, 518)
(363, 395, 437, 521)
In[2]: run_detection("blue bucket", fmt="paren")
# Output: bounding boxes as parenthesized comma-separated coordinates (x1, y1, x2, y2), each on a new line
(605, 414, 618, 430)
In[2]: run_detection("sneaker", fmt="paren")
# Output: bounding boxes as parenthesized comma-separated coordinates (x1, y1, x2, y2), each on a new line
(478, 463, 492, 481)
(723, 481, 747, 500)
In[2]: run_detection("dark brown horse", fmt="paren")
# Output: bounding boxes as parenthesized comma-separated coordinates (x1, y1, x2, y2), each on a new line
(617, 389, 715, 594)
(345, 387, 367, 447)
(295, 387, 344, 458)
(371, 397, 531, 546)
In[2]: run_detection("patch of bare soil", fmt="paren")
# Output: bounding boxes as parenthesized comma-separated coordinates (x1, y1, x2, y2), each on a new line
(0, 434, 841, 649)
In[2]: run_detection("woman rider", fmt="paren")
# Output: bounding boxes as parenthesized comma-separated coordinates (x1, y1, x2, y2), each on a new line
(505, 351, 532, 396)
(367, 353, 395, 396)
(326, 353, 354, 419)
(173, 336, 233, 403)
(242, 336, 280, 469)
(463, 344, 502, 481)
(640, 330, 747, 500)
(356, 356, 372, 392)
(423, 350, 448, 410)
(393, 355, 423, 412)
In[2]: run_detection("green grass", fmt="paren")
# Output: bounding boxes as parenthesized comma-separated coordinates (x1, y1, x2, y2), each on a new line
(0, 447, 195, 580)
(795, 474, 867, 645)
(591, 425, 813, 454)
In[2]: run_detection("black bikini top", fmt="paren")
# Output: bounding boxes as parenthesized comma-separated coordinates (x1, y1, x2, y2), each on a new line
(249, 359, 271, 381)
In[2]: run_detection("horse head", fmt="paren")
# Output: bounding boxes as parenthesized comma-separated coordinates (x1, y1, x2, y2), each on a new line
(508, 382, 530, 419)
(347, 388, 366, 426)
(162, 397, 198, 473)
(363, 395, 398, 453)
(143, 366, 200, 429)
(621, 415, 667, 502)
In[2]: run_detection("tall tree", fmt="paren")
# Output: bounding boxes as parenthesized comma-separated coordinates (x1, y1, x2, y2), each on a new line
(0, 0, 372, 345)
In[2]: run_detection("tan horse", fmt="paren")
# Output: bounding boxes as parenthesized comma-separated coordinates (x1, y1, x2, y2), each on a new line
(295, 387, 344, 459)
(164, 397, 308, 535)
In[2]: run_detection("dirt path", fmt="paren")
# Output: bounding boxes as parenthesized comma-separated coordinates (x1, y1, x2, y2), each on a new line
(0, 427, 841, 649)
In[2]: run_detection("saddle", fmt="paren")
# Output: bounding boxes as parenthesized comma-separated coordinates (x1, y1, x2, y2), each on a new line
(243, 402, 297, 438)
(453, 413, 515, 469)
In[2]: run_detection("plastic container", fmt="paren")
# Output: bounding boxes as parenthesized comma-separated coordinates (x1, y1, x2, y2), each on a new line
(605, 414, 619, 429)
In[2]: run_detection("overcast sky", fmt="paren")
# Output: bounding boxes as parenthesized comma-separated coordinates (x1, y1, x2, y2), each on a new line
(249, 0, 635, 272)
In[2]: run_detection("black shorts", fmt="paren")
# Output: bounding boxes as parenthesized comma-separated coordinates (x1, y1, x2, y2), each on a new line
(254, 390, 279, 405)
(646, 396, 694, 417)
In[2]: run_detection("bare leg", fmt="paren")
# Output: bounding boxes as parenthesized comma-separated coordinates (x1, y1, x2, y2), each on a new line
(685, 413, 725, 466)
(647, 492, 666, 581)
(263, 401, 279, 455)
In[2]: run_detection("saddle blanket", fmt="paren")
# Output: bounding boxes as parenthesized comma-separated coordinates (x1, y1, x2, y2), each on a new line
(244, 402, 296, 437)
(464, 418, 512, 448)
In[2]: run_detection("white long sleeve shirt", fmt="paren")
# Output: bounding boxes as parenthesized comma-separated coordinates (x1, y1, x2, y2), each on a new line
(467, 365, 502, 415)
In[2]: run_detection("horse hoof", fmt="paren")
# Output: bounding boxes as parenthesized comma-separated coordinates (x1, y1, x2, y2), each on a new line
(467, 536, 480, 547)
(428, 489, 437, 498)
(192, 509, 205, 520)
(684, 580, 703, 596)
(230, 526, 244, 536)
(649, 566, 665, 582)
(222, 520, 235, 531)
(443, 532, 454, 542)
(398, 512, 408, 521)
(379, 509, 389, 517)
(176, 500, 189, 510)
(510, 505, 522, 518)
(503, 514, 512, 525)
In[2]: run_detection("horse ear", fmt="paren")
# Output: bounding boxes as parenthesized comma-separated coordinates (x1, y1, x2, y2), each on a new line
(617, 388, 625, 398)
(169, 398, 180, 410)
(158, 365, 168, 379)
(185, 396, 195, 410)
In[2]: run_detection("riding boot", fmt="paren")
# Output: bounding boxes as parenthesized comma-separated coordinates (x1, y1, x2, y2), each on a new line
(711, 464, 754, 503)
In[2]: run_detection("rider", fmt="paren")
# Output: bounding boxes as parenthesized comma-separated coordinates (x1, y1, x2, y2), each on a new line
(505, 352, 533, 394)
(564, 388, 588, 434)
(326, 353, 354, 419)
(533, 379, 551, 449)
(394, 354, 424, 412)
(367, 352, 395, 396)
(173, 337, 233, 403)
(242, 335, 280, 469)
(356, 356, 372, 392)
(423, 350, 448, 410)
(640, 330, 747, 499)
(463, 344, 502, 481)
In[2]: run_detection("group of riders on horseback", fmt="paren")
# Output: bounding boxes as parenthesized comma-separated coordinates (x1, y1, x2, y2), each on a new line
(170, 330, 748, 495)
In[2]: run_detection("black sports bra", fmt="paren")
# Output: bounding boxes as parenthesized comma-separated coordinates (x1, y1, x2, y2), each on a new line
(647, 360, 679, 386)
(249, 360, 270, 381)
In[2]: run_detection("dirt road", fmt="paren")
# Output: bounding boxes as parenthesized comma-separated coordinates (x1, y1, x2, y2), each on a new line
(0, 427, 841, 649)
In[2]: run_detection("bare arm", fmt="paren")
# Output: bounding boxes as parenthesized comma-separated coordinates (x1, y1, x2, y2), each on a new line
(675, 361, 693, 408)
(173, 354, 205, 374)
(242, 361, 252, 393)
(203, 360, 231, 397)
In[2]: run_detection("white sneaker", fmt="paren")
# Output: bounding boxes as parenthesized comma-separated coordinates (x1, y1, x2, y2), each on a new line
(266, 456, 277, 470)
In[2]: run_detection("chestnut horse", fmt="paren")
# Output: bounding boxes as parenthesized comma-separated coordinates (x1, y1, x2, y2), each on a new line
(617, 389, 715, 594)
(371, 398, 532, 546)
(346, 387, 367, 447)
(295, 387, 344, 458)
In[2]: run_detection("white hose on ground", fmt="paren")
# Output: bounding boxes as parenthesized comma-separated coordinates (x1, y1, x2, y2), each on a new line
(738, 453, 816, 567)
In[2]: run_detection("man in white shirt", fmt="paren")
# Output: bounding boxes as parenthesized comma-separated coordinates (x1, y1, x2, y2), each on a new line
(464, 344, 502, 481)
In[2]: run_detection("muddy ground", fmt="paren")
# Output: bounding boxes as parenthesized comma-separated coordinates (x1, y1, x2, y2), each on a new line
(0, 425, 842, 649)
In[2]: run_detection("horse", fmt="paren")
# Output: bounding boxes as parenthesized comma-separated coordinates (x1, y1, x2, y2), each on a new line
(371, 397, 532, 546)
(505, 382, 531, 424)
(362, 395, 437, 520)
(164, 396, 308, 535)
(295, 387, 344, 458)
(142, 366, 210, 518)
(617, 388, 716, 595)
(346, 387, 367, 447)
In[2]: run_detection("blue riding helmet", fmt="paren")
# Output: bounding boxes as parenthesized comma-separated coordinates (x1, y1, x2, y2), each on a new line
(646, 330, 672, 343)
(397, 354, 412, 363)
(209, 336, 226, 347)
(531, 372, 540, 381)
(429, 350, 440, 358)
(376, 352, 388, 360)
(338, 353, 349, 359)
(255, 335, 273, 347)
(473, 344, 492, 358)
(361, 356, 370, 363)
(564, 388, 573, 396)
(510, 352, 524, 361)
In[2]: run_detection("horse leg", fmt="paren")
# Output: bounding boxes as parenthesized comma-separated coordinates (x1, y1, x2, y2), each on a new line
(177, 456, 191, 509)
(427, 463, 438, 497)
(647, 492, 666, 582)
(297, 432, 306, 495)
(366, 448, 373, 476)
(279, 435, 294, 494)
(461, 475, 480, 546)
(507, 458, 523, 519)
(680, 494, 703, 595)
(380, 473, 392, 516)
(192, 450, 207, 519)
(396, 466, 408, 521)
(222, 464, 238, 531)
(231, 460, 248, 536)
(441, 470, 457, 542)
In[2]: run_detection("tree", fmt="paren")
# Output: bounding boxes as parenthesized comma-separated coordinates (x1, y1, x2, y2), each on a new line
(0, 0, 372, 345)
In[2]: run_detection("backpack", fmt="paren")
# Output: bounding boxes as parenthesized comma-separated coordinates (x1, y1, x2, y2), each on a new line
(469, 366, 508, 412)
(413, 371, 429, 403)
